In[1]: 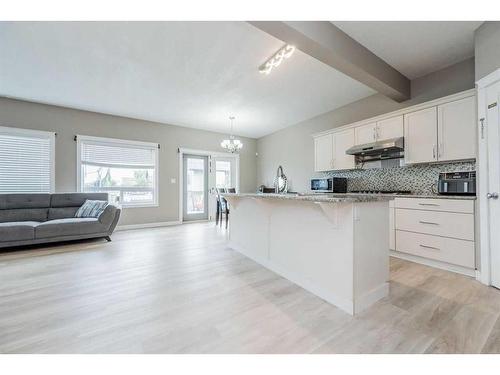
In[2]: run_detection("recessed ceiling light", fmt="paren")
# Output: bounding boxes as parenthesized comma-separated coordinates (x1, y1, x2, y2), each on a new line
(259, 44, 296, 75)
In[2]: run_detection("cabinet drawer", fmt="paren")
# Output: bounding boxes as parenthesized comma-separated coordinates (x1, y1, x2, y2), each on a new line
(396, 230, 475, 268)
(395, 208, 474, 240)
(394, 197, 474, 214)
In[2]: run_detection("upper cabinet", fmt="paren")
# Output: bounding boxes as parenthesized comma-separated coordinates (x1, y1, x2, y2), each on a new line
(404, 107, 438, 164)
(333, 128, 355, 170)
(437, 96, 476, 162)
(376, 115, 404, 141)
(314, 133, 334, 172)
(354, 122, 377, 145)
(314, 129, 355, 172)
(354, 116, 403, 145)
(404, 96, 476, 164)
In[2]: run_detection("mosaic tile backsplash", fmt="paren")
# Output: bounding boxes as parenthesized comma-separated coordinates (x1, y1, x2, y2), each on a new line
(323, 161, 476, 195)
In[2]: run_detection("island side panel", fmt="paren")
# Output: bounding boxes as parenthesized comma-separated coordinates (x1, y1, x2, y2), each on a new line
(353, 200, 390, 314)
(227, 197, 271, 264)
(268, 200, 355, 313)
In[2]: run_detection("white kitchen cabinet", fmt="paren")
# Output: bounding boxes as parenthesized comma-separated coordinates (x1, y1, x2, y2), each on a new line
(437, 96, 476, 162)
(404, 107, 438, 164)
(355, 117, 403, 145)
(314, 133, 333, 172)
(376, 115, 403, 141)
(393, 197, 476, 274)
(354, 122, 377, 145)
(333, 128, 355, 170)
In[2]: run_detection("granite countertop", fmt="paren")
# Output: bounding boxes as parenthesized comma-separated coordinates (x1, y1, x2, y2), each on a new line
(221, 193, 394, 203)
(222, 192, 477, 203)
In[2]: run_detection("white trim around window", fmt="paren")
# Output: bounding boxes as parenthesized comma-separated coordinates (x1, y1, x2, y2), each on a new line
(76, 135, 159, 208)
(0, 125, 55, 193)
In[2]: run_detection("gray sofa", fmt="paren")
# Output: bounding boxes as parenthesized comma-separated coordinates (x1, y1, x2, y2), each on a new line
(0, 193, 121, 249)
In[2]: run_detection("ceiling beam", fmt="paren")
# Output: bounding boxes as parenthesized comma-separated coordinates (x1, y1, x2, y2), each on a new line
(249, 21, 410, 102)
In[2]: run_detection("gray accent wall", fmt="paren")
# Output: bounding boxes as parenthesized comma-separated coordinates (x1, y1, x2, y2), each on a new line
(475, 21, 500, 80)
(257, 58, 476, 192)
(0, 97, 257, 226)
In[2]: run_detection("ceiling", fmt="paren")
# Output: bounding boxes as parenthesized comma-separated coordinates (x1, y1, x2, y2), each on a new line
(0, 21, 375, 138)
(332, 21, 483, 79)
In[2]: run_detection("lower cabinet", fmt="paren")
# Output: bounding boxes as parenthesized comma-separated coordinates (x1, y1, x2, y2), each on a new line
(392, 197, 475, 274)
(395, 231, 475, 269)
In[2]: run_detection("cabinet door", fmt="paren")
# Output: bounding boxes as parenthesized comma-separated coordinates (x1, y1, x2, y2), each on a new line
(437, 96, 476, 162)
(404, 107, 438, 164)
(333, 128, 355, 170)
(314, 134, 334, 172)
(354, 122, 377, 145)
(376, 115, 403, 141)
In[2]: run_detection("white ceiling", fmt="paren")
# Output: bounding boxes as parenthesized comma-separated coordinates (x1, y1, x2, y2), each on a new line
(332, 21, 483, 79)
(0, 22, 375, 138)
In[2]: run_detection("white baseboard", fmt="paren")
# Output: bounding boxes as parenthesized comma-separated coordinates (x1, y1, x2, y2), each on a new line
(116, 220, 182, 231)
(390, 250, 476, 277)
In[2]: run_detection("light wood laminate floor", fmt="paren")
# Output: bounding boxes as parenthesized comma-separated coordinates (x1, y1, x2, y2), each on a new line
(1, 222, 500, 354)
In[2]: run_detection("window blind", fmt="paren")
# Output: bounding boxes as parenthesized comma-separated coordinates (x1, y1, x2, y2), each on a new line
(0, 130, 54, 193)
(81, 141, 156, 168)
(78, 136, 158, 207)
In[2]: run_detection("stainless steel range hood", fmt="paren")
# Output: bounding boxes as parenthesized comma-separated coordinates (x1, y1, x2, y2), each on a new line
(346, 137, 404, 159)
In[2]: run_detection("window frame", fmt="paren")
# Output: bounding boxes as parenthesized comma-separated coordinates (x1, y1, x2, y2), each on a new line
(76, 134, 159, 208)
(0, 125, 55, 193)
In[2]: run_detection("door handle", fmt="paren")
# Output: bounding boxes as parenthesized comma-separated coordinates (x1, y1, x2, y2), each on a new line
(487, 192, 499, 199)
(432, 145, 437, 160)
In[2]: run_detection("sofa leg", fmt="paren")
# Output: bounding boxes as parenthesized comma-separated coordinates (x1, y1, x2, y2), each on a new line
(105, 236, 112, 242)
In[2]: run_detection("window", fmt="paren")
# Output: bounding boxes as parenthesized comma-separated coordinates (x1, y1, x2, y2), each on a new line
(0, 126, 55, 193)
(215, 160, 232, 189)
(77, 135, 158, 207)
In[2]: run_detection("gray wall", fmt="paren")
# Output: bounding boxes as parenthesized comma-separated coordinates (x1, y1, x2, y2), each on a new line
(256, 58, 476, 192)
(0, 97, 257, 226)
(475, 21, 500, 80)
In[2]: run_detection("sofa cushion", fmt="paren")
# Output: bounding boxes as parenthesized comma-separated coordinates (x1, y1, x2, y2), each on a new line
(0, 194, 51, 210)
(0, 221, 38, 242)
(0, 208, 48, 223)
(35, 218, 107, 239)
(48, 207, 79, 220)
(50, 193, 108, 208)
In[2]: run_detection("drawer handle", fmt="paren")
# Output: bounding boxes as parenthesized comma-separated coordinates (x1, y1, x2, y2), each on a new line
(418, 203, 439, 206)
(419, 244, 440, 250)
(419, 220, 440, 225)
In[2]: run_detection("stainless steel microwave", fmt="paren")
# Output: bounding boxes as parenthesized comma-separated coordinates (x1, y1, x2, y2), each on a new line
(310, 177, 347, 193)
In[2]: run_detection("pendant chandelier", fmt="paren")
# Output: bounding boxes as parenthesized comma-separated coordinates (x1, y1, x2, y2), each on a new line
(220, 116, 243, 153)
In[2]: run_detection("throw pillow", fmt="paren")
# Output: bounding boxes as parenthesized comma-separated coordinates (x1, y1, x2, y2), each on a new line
(75, 200, 109, 218)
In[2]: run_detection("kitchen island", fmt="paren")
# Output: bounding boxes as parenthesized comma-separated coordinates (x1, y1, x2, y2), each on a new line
(222, 193, 393, 315)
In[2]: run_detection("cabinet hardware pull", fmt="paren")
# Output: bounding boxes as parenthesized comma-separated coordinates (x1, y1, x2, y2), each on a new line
(432, 145, 436, 159)
(418, 203, 439, 206)
(419, 220, 439, 225)
(438, 143, 443, 158)
(419, 244, 440, 250)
